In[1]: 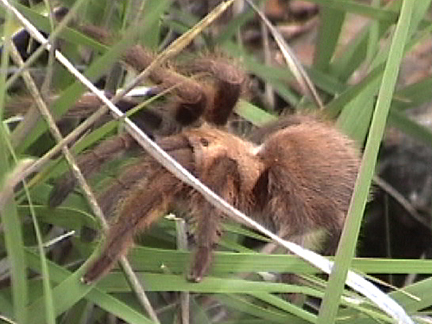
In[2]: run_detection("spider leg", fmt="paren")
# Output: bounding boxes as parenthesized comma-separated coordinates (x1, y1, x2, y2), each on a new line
(96, 161, 150, 217)
(66, 92, 164, 135)
(124, 44, 209, 126)
(79, 25, 209, 126)
(49, 133, 137, 207)
(77, 161, 152, 243)
(78, 25, 247, 128)
(97, 134, 193, 216)
(82, 169, 183, 284)
(83, 134, 195, 283)
(189, 156, 240, 282)
(184, 57, 246, 126)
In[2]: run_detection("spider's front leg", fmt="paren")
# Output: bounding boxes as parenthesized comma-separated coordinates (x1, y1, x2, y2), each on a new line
(182, 57, 246, 126)
(82, 134, 195, 284)
(82, 170, 181, 283)
(96, 134, 194, 216)
(49, 133, 137, 207)
(188, 156, 240, 282)
(96, 161, 151, 217)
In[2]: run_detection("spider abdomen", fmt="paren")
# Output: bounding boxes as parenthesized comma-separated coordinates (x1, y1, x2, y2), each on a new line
(254, 118, 360, 246)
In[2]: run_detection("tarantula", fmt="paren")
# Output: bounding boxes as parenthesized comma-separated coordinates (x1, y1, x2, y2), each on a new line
(47, 25, 361, 284)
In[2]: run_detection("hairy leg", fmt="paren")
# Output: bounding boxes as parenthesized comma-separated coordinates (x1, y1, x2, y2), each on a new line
(97, 133, 194, 216)
(189, 156, 240, 282)
(78, 25, 209, 126)
(67, 92, 164, 136)
(184, 57, 246, 126)
(83, 134, 196, 283)
(77, 25, 247, 127)
(49, 133, 137, 207)
(82, 169, 184, 284)
(97, 161, 150, 217)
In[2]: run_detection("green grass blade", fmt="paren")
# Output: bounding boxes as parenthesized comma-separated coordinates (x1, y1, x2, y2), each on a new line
(313, 6, 345, 72)
(0, 138, 29, 324)
(77, 245, 432, 276)
(301, 0, 398, 21)
(391, 276, 432, 312)
(217, 294, 297, 324)
(250, 292, 317, 323)
(0, 10, 29, 324)
(329, 1, 401, 81)
(395, 75, 432, 109)
(24, 194, 56, 324)
(25, 249, 155, 324)
(336, 81, 377, 143)
(317, 0, 416, 323)
(325, 65, 384, 118)
(388, 109, 432, 146)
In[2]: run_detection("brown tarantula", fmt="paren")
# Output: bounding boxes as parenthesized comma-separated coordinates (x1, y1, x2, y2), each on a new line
(48, 25, 360, 284)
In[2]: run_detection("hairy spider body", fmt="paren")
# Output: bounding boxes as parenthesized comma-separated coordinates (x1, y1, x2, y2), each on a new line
(43, 25, 360, 284)
(81, 117, 360, 283)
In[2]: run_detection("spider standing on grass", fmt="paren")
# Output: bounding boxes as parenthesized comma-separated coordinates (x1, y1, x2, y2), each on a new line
(47, 25, 361, 284)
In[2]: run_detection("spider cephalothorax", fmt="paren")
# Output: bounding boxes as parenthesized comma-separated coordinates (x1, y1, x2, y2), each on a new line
(47, 25, 361, 284)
